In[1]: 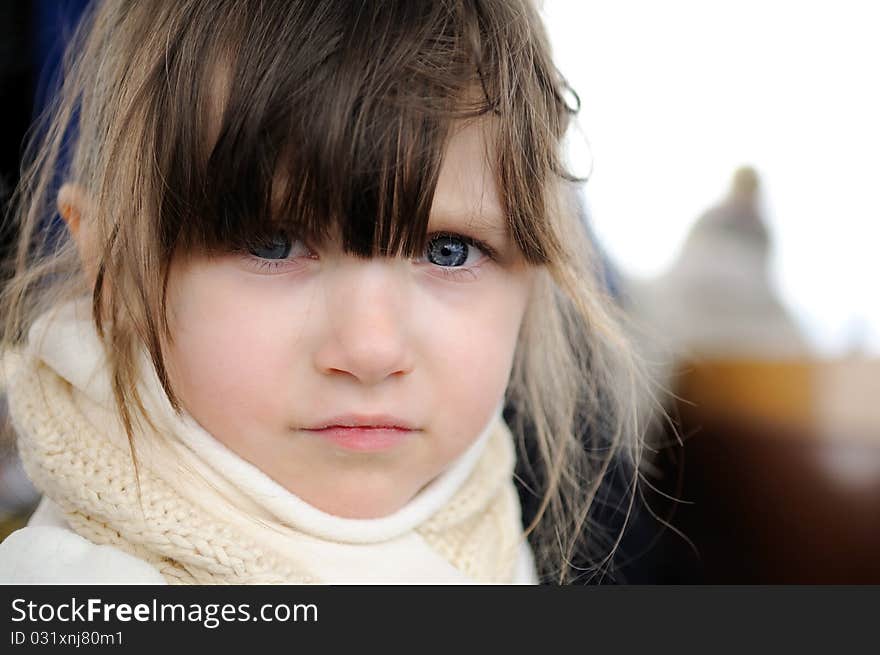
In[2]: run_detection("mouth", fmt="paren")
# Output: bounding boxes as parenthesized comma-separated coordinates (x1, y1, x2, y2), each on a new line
(302, 413, 417, 431)
(299, 414, 419, 452)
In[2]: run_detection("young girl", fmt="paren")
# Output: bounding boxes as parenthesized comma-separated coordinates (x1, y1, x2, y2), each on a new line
(0, 0, 647, 584)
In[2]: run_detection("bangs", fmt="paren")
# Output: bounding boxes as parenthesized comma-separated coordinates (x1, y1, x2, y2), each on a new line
(150, 1, 491, 260)
(124, 0, 571, 264)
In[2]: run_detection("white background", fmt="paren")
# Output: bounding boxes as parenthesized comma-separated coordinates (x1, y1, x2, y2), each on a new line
(541, 0, 880, 356)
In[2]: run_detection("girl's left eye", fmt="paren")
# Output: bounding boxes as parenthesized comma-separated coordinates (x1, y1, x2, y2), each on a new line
(414, 233, 495, 282)
(421, 234, 489, 268)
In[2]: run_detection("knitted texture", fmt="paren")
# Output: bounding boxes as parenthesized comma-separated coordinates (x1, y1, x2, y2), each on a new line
(417, 426, 523, 582)
(4, 351, 525, 584)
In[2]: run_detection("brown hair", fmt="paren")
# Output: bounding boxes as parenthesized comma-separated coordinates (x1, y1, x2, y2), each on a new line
(2, 0, 651, 583)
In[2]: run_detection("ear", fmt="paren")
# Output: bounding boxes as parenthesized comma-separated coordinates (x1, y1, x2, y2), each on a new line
(57, 183, 98, 284)
(57, 183, 83, 231)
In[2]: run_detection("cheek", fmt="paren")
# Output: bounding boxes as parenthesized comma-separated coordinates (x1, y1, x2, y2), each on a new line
(165, 263, 308, 427)
(420, 273, 531, 428)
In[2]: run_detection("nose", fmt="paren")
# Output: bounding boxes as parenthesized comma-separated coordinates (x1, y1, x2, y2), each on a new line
(313, 258, 414, 385)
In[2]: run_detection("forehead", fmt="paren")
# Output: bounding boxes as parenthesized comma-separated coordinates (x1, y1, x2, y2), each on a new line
(432, 119, 506, 232)
(179, 54, 516, 259)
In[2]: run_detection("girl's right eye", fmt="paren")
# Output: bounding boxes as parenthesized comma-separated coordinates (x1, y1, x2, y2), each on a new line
(248, 234, 295, 260)
(242, 235, 315, 274)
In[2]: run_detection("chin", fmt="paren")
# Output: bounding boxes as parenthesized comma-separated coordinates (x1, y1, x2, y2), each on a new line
(314, 495, 406, 520)
(306, 476, 417, 519)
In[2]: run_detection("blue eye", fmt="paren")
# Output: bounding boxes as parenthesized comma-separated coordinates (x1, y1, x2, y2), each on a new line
(426, 235, 469, 267)
(248, 235, 292, 260)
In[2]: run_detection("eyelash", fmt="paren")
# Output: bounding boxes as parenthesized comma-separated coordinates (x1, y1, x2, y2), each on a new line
(235, 236, 314, 275)
(421, 232, 497, 282)
(239, 232, 497, 280)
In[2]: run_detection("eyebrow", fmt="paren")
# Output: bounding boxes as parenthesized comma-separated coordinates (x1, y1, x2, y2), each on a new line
(428, 210, 509, 235)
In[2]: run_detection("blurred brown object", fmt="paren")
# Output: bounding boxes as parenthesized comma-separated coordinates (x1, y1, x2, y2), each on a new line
(660, 357, 880, 583)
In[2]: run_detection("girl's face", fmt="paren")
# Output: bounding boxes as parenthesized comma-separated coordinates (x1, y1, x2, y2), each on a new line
(165, 120, 535, 518)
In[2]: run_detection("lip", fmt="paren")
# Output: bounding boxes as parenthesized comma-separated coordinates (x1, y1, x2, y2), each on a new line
(299, 414, 419, 452)
(302, 413, 416, 431)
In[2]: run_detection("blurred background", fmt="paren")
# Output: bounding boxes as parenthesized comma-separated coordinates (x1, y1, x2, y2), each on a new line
(541, 0, 880, 583)
(1, 1, 878, 582)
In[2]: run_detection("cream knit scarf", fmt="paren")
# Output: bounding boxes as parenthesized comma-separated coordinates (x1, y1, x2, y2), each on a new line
(4, 301, 533, 584)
